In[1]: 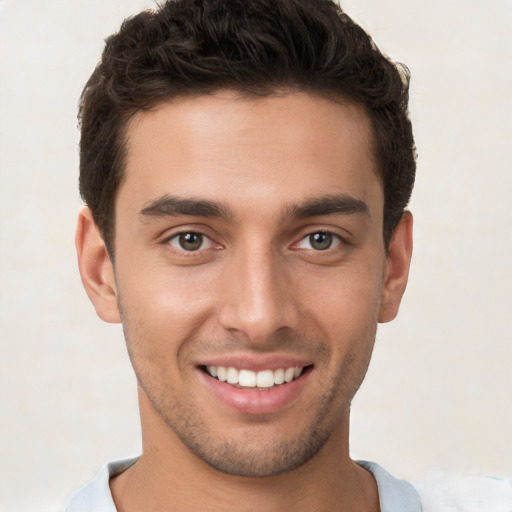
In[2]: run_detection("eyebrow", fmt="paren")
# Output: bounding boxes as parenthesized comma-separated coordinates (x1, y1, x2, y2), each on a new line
(139, 193, 369, 222)
(139, 195, 233, 220)
(282, 194, 369, 220)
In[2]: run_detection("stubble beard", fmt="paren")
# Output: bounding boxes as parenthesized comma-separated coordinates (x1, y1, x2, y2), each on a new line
(156, 376, 348, 477)
(129, 347, 374, 477)
(138, 365, 357, 477)
(120, 304, 377, 477)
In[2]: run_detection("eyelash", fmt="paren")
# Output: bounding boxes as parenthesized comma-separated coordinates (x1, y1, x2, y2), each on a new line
(163, 229, 345, 255)
(293, 231, 344, 251)
(165, 231, 218, 253)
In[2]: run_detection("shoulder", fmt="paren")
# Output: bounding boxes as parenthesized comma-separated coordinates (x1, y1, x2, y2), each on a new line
(359, 461, 512, 512)
(414, 470, 512, 512)
(66, 457, 139, 512)
(358, 460, 422, 511)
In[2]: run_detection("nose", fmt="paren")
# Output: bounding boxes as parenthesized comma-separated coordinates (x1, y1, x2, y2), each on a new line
(218, 244, 300, 343)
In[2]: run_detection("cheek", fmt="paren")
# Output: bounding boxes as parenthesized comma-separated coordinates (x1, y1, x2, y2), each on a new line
(115, 261, 220, 357)
(119, 257, 215, 313)
(295, 262, 383, 381)
(299, 262, 384, 328)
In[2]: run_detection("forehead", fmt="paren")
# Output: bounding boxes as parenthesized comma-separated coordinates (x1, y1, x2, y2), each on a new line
(119, 91, 382, 219)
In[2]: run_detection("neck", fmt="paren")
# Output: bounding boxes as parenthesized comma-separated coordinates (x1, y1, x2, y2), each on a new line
(110, 388, 379, 512)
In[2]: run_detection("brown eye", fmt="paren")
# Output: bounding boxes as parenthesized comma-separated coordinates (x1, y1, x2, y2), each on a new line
(169, 232, 205, 251)
(309, 232, 333, 250)
(295, 231, 342, 251)
(180, 233, 203, 251)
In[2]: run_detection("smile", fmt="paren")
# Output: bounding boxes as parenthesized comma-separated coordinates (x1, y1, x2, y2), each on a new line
(199, 363, 313, 414)
(205, 365, 304, 389)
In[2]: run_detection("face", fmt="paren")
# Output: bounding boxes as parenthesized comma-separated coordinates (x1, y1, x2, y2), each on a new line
(78, 91, 411, 477)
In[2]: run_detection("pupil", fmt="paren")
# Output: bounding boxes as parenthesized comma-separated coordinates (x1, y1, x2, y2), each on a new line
(179, 233, 202, 251)
(310, 232, 332, 250)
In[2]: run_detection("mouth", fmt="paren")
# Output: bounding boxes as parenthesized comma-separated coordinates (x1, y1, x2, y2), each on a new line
(202, 365, 312, 389)
(198, 362, 313, 414)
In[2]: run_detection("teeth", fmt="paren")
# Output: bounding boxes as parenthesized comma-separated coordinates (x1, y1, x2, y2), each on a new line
(226, 367, 239, 384)
(256, 369, 274, 388)
(274, 368, 285, 385)
(239, 369, 256, 387)
(205, 365, 305, 388)
(284, 367, 295, 382)
(216, 366, 227, 382)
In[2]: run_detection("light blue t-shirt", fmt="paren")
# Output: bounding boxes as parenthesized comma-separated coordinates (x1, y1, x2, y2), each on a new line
(66, 457, 423, 511)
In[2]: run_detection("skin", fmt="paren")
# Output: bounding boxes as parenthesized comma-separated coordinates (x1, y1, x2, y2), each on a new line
(76, 91, 413, 512)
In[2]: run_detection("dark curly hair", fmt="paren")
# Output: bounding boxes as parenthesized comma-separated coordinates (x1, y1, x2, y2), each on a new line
(79, 0, 416, 256)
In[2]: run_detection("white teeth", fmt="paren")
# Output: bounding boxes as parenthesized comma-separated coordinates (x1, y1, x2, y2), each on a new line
(205, 365, 306, 388)
(284, 367, 294, 382)
(274, 368, 285, 385)
(238, 369, 256, 387)
(226, 367, 239, 384)
(256, 369, 274, 388)
(217, 366, 227, 382)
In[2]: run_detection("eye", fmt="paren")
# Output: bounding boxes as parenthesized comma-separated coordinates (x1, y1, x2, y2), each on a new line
(296, 231, 342, 251)
(168, 232, 214, 252)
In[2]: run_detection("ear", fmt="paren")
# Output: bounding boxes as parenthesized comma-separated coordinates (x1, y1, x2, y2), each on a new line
(75, 207, 121, 323)
(378, 211, 413, 323)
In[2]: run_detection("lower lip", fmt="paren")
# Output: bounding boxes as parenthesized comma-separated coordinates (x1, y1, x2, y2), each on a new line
(198, 368, 310, 415)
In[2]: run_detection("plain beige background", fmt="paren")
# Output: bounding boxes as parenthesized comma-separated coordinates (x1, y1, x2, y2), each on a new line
(0, 0, 510, 510)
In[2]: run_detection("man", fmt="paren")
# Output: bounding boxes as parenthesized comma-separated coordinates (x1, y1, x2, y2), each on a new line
(66, 0, 510, 511)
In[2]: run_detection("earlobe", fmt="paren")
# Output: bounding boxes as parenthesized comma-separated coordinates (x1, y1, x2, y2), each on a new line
(378, 211, 413, 323)
(75, 207, 121, 323)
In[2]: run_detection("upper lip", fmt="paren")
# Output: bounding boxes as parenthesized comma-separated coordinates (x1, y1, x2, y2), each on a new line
(196, 354, 313, 372)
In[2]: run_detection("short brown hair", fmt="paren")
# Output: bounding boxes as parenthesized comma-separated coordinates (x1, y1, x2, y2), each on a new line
(79, 0, 416, 256)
